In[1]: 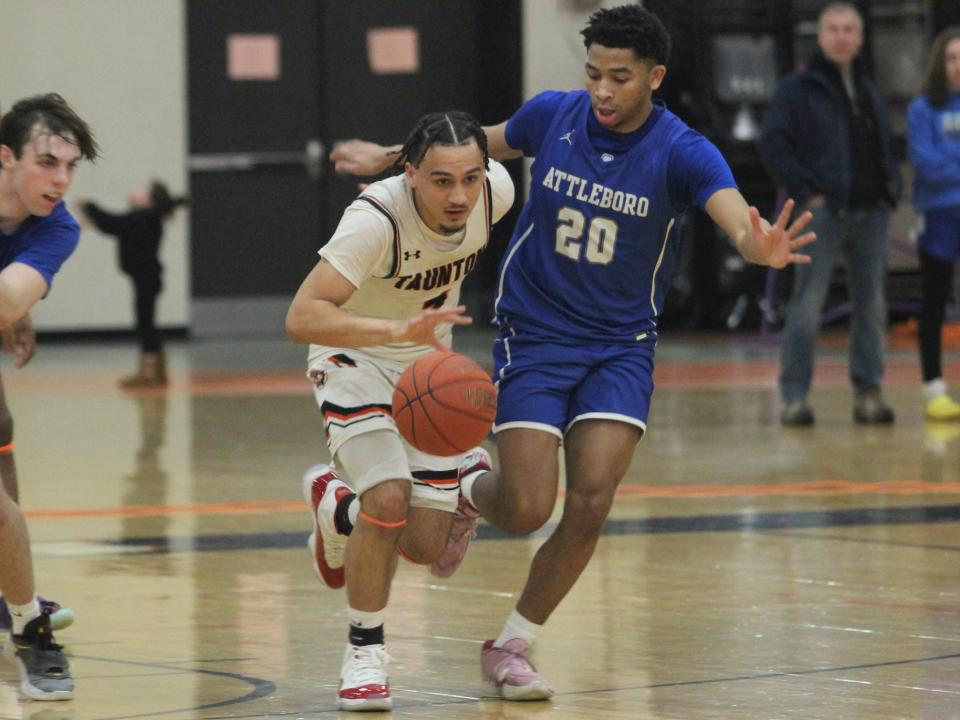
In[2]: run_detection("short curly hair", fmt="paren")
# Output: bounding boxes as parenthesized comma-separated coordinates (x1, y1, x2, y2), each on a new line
(581, 4, 671, 66)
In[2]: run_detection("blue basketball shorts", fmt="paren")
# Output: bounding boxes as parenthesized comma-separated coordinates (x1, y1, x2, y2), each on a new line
(491, 329, 656, 440)
(919, 210, 960, 263)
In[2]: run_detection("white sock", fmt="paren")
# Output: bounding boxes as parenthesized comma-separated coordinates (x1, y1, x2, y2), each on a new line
(494, 608, 542, 648)
(460, 468, 487, 509)
(7, 596, 40, 635)
(347, 498, 359, 526)
(348, 606, 386, 630)
(924, 378, 948, 401)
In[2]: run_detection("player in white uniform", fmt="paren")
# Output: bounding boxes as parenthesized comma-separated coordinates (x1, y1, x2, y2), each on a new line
(286, 111, 514, 711)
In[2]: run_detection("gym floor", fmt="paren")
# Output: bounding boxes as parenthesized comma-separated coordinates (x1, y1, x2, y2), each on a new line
(2, 325, 958, 719)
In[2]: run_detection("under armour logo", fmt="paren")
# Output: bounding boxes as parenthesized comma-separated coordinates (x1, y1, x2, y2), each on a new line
(559, 130, 575, 145)
(404, 250, 422, 260)
(601, 153, 614, 162)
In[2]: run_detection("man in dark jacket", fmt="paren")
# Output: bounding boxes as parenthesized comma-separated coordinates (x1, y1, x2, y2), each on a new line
(760, 1, 902, 425)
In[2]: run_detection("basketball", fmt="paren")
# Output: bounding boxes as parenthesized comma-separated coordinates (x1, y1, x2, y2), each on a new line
(392, 351, 497, 456)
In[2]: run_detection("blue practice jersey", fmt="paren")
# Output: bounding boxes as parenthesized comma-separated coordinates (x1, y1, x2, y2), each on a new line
(495, 90, 736, 343)
(0, 202, 80, 289)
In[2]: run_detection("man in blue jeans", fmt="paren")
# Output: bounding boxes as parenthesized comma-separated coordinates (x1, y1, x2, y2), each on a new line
(760, 1, 902, 425)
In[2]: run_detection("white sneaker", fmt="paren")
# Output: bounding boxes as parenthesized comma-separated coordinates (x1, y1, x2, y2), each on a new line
(338, 643, 392, 711)
(301, 464, 350, 589)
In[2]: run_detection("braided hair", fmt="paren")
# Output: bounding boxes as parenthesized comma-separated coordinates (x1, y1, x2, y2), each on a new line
(393, 111, 488, 172)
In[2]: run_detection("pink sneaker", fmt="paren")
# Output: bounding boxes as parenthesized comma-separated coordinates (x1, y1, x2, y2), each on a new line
(429, 448, 489, 578)
(302, 464, 351, 589)
(481, 639, 554, 700)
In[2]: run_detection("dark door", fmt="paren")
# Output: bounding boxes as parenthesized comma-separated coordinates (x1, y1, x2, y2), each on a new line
(187, 1, 520, 334)
(187, 0, 325, 334)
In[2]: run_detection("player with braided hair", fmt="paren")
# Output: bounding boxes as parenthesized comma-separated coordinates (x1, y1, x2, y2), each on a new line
(287, 110, 513, 710)
(392, 110, 491, 171)
(332, 4, 815, 699)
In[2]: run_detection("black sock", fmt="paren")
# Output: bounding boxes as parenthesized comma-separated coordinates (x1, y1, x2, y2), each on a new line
(349, 623, 384, 647)
(335, 493, 356, 535)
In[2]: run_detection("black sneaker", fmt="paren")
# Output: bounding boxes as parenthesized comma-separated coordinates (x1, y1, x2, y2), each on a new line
(0, 597, 74, 632)
(781, 400, 815, 426)
(4, 608, 74, 700)
(853, 387, 895, 424)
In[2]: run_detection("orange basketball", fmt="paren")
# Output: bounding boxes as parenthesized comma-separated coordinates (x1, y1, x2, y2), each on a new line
(392, 351, 497, 456)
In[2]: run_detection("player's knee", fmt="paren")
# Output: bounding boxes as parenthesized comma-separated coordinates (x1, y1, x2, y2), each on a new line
(359, 478, 411, 525)
(566, 487, 615, 534)
(505, 495, 554, 534)
(496, 470, 555, 533)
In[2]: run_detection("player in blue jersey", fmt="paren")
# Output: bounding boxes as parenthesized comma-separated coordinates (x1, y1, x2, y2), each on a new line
(907, 27, 960, 421)
(0, 94, 98, 699)
(331, 4, 814, 699)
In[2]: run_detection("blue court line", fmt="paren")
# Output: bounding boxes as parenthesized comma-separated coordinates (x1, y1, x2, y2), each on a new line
(101, 502, 960, 555)
(75, 654, 275, 720)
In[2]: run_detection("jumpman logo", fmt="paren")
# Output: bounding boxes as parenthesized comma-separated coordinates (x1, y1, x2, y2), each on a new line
(559, 129, 575, 145)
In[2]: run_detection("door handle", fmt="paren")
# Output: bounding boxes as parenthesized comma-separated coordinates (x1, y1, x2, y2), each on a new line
(189, 139, 325, 179)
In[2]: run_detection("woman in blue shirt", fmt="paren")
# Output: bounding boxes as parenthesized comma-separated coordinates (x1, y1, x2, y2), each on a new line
(907, 27, 960, 421)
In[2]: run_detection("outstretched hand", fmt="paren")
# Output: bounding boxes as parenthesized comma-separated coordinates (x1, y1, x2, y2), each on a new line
(330, 140, 397, 177)
(391, 306, 472, 351)
(749, 199, 815, 269)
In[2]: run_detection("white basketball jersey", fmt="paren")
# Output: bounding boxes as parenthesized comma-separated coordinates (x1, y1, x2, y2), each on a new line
(309, 160, 512, 366)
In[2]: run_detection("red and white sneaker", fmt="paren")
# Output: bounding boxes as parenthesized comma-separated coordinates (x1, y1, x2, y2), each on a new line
(338, 643, 392, 711)
(429, 447, 489, 578)
(301, 464, 351, 589)
(481, 638, 554, 700)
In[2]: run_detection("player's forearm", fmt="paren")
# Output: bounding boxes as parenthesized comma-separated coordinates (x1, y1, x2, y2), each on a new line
(482, 122, 523, 162)
(0, 289, 29, 331)
(706, 188, 767, 265)
(285, 299, 400, 348)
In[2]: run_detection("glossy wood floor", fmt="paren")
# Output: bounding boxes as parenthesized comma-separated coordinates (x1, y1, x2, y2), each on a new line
(2, 328, 959, 719)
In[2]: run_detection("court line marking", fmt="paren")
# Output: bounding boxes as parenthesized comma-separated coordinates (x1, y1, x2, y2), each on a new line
(28, 502, 960, 558)
(23, 481, 960, 521)
(182, 651, 960, 717)
(73, 653, 275, 720)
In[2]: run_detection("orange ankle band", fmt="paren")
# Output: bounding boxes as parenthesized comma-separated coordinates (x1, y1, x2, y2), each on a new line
(358, 510, 407, 529)
(0, 441, 14, 455)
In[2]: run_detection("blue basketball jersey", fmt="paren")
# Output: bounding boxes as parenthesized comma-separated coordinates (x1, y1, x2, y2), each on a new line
(495, 90, 735, 343)
(0, 202, 79, 290)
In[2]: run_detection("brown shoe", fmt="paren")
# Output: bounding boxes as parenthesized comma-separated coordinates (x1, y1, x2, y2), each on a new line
(120, 352, 167, 389)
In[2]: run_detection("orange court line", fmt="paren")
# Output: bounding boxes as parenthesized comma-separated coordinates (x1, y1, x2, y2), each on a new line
(4, 360, 960, 396)
(23, 480, 960, 521)
(25, 499, 305, 519)
(615, 479, 960, 497)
